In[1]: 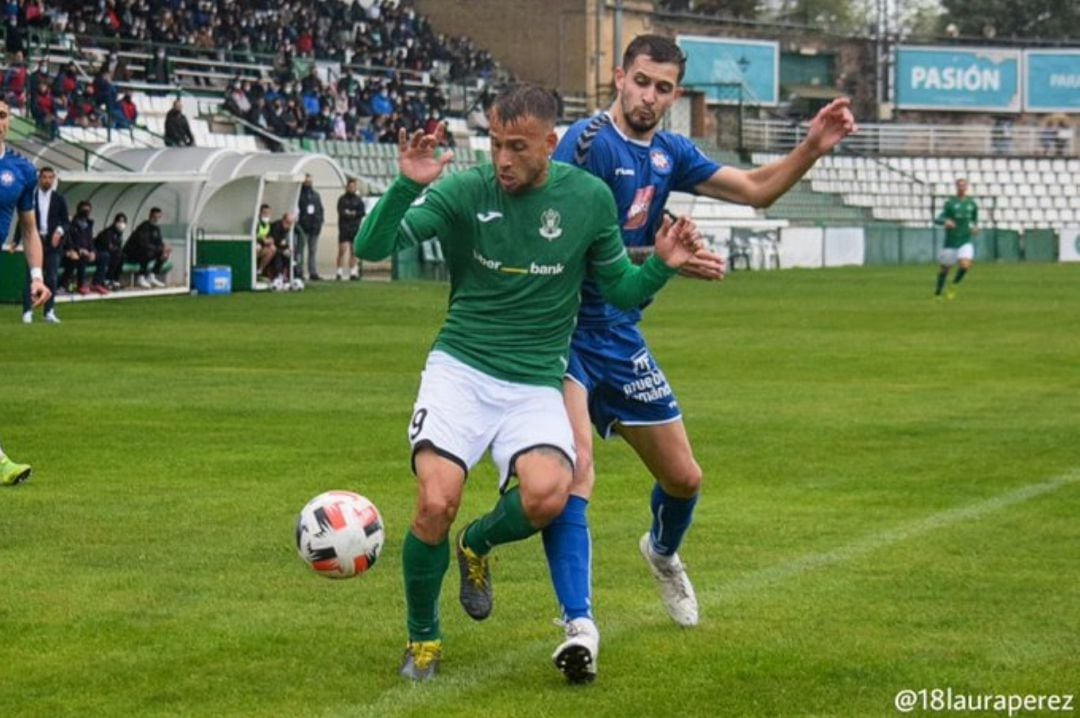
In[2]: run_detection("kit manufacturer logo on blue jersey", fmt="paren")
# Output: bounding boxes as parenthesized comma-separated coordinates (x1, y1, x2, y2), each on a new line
(0, 170, 14, 187)
(650, 149, 673, 176)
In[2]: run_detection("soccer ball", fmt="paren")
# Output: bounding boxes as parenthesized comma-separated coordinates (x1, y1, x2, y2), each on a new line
(290, 277, 305, 291)
(295, 491, 385, 579)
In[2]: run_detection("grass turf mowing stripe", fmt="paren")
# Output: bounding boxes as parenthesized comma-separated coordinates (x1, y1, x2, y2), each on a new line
(326, 469, 1078, 717)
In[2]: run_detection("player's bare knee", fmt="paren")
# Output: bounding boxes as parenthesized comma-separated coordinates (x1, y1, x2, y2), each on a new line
(516, 446, 573, 526)
(412, 492, 459, 541)
(520, 483, 569, 527)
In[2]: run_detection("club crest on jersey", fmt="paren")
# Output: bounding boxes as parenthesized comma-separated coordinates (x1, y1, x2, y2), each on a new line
(539, 208, 563, 240)
(624, 185, 655, 230)
(650, 149, 673, 176)
(0, 170, 14, 187)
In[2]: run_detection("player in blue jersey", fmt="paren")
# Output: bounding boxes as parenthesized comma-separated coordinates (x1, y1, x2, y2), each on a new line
(544, 35, 857, 680)
(0, 98, 52, 486)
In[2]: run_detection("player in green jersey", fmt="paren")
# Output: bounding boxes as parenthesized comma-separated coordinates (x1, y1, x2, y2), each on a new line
(934, 178, 979, 299)
(354, 84, 723, 682)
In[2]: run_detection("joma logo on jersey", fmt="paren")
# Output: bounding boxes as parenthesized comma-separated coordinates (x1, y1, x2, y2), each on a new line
(624, 186, 655, 230)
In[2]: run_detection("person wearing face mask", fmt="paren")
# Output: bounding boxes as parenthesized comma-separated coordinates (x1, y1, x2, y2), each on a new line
(123, 207, 170, 288)
(60, 200, 100, 296)
(93, 212, 127, 291)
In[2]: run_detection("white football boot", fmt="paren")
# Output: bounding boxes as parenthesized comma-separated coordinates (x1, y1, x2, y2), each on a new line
(552, 617, 599, 684)
(639, 533, 699, 627)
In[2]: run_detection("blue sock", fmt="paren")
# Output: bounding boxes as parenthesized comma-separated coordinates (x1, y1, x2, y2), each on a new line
(649, 484, 698, 557)
(542, 495, 592, 622)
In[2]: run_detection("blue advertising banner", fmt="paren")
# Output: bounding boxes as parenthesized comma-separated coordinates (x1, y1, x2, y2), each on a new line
(895, 46, 1021, 112)
(1025, 50, 1080, 112)
(677, 36, 779, 106)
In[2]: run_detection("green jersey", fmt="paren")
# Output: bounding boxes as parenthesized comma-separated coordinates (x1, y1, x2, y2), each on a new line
(355, 162, 679, 388)
(936, 196, 978, 248)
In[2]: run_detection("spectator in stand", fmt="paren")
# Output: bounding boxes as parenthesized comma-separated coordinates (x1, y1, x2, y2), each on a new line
(54, 62, 79, 98)
(164, 99, 195, 146)
(31, 82, 58, 137)
(93, 212, 126, 291)
(336, 176, 365, 281)
(123, 206, 170, 288)
(3, 51, 28, 108)
(145, 46, 174, 90)
(60, 200, 104, 296)
(296, 174, 324, 280)
(28, 59, 50, 98)
(92, 69, 119, 123)
(118, 93, 137, 127)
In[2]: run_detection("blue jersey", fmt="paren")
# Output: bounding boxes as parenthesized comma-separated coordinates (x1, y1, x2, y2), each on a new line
(0, 147, 37, 240)
(554, 112, 720, 328)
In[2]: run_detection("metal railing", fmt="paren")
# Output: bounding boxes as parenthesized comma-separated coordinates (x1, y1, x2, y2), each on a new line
(744, 118, 1077, 158)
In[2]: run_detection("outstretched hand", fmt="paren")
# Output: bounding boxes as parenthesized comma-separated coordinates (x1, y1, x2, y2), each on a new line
(805, 97, 858, 157)
(654, 215, 725, 278)
(398, 124, 454, 186)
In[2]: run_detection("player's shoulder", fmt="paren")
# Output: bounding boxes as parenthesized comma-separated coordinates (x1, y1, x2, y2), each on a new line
(0, 148, 36, 177)
(653, 130, 713, 163)
(550, 160, 613, 197)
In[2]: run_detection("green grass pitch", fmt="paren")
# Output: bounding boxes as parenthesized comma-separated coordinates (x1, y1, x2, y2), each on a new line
(2, 263, 1078, 717)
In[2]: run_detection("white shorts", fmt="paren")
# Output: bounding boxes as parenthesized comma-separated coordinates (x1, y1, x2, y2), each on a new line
(938, 243, 974, 266)
(408, 351, 576, 489)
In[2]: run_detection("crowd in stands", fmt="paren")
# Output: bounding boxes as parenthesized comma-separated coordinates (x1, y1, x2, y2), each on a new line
(222, 68, 459, 144)
(3, 1, 503, 142)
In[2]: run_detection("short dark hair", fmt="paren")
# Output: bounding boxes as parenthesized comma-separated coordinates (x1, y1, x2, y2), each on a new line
(623, 34, 687, 83)
(149, 207, 162, 215)
(259, 203, 270, 211)
(39, 166, 55, 175)
(114, 212, 127, 223)
(491, 84, 558, 127)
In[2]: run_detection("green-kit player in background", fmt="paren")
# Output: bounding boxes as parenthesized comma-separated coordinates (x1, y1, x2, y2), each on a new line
(934, 178, 978, 299)
(354, 84, 723, 682)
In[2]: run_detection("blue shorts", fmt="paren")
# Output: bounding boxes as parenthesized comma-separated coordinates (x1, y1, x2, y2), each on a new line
(565, 324, 681, 439)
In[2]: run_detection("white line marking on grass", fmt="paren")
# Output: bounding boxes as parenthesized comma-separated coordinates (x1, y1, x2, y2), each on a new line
(703, 469, 1080, 605)
(326, 470, 1079, 718)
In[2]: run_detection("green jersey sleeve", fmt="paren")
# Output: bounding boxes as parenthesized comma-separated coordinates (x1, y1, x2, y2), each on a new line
(354, 175, 456, 260)
(585, 182, 678, 309)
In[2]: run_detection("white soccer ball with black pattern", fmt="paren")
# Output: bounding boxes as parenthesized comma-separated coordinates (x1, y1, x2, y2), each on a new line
(295, 491, 385, 579)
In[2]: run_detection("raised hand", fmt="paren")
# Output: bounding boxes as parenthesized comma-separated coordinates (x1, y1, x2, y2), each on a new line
(805, 97, 858, 157)
(654, 215, 725, 277)
(398, 125, 454, 186)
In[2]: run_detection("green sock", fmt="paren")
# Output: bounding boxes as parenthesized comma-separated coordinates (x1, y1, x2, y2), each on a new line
(402, 529, 449, 642)
(954, 268, 967, 284)
(463, 486, 538, 556)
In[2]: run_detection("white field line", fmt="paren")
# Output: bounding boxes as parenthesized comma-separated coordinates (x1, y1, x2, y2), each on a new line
(327, 470, 1079, 718)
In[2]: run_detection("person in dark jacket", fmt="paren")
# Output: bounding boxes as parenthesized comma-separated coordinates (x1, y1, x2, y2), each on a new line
(296, 173, 324, 280)
(60, 200, 102, 295)
(123, 207, 170, 288)
(336, 177, 365, 281)
(19, 166, 67, 323)
(164, 100, 194, 146)
(93, 212, 127, 290)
